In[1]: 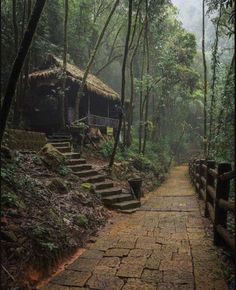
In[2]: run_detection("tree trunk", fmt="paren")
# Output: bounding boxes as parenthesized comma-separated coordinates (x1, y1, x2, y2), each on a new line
(60, 0, 69, 129)
(109, 0, 133, 168)
(208, 1, 223, 156)
(202, 0, 208, 159)
(126, 17, 144, 147)
(75, 0, 120, 120)
(12, 0, 18, 54)
(142, 0, 149, 155)
(0, 0, 47, 144)
(138, 30, 146, 153)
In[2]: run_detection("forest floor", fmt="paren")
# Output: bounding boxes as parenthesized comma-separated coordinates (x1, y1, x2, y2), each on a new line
(1, 146, 161, 290)
(41, 165, 234, 290)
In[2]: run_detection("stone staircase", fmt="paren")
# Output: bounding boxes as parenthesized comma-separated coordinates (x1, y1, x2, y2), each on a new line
(47, 134, 141, 212)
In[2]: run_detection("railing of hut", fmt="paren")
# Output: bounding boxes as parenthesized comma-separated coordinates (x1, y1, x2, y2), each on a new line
(189, 159, 235, 252)
(87, 114, 119, 129)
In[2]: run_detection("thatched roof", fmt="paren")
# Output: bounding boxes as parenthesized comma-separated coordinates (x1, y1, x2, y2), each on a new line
(29, 54, 120, 101)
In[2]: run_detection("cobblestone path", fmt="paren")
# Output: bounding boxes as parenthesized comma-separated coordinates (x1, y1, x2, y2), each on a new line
(42, 166, 228, 290)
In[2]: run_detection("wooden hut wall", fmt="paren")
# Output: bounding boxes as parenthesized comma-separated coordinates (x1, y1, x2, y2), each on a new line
(79, 92, 120, 119)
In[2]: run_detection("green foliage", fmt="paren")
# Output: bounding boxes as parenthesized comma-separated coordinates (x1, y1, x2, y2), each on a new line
(74, 214, 89, 228)
(99, 140, 114, 158)
(1, 191, 26, 209)
(57, 164, 71, 176)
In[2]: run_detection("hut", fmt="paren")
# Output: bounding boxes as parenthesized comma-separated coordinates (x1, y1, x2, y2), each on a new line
(23, 54, 120, 134)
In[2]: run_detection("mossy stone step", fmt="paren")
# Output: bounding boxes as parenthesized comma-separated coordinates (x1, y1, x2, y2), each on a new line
(67, 158, 86, 165)
(50, 142, 70, 148)
(75, 169, 98, 177)
(56, 146, 71, 153)
(93, 181, 114, 190)
(68, 164, 92, 172)
(102, 193, 133, 205)
(113, 200, 141, 210)
(63, 152, 81, 159)
(95, 187, 122, 197)
(83, 175, 106, 183)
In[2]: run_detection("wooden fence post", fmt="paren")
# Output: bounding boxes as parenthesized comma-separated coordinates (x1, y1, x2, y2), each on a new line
(204, 160, 216, 217)
(198, 159, 205, 199)
(195, 159, 200, 192)
(214, 162, 232, 246)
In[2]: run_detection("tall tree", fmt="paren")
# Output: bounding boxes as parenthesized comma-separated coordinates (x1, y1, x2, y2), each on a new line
(109, 0, 133, 168)
(142, 0, 150, 155)
(0, 0, 47, 144)
(126, 24, 144, 147)
(208, 0, 223, 156)
(60, 0, 69, 128)
(75, 0, 120, 120)
(202, 0, 208, 158)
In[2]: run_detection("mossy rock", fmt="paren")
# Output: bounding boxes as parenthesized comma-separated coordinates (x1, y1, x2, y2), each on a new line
(38, 144, 66, 169)
(81, 183, 92, 190)
(47, 178, 68, 194)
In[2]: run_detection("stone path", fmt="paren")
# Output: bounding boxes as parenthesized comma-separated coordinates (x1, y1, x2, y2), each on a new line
(42, 166, 228, 290)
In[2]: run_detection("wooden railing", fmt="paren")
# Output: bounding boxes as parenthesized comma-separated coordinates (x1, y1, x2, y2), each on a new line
(87, 114, 119, 129)
(189, 159, 235, 252)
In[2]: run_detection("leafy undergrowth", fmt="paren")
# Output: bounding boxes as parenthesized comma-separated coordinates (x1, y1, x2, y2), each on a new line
(1, 149, 110, 290)
(85, 138, 171, 193)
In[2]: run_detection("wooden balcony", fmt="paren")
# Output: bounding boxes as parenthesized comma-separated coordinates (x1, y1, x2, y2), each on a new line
(87, 114, 119, 129)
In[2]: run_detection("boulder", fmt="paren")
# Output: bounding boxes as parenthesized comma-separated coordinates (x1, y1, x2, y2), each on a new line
(47, 178, 68, 194)
(38, 144, 65, 169)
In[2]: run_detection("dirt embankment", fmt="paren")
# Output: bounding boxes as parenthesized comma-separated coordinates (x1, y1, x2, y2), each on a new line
(1, 146, 168, 290)
(1, 148, 111, 290)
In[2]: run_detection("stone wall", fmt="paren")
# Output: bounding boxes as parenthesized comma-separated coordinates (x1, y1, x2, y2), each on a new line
(3, 129, 47, 151)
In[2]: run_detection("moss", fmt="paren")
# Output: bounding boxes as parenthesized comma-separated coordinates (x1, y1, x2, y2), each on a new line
(38, 144, 66, 170)
(74, 214, 89, 228)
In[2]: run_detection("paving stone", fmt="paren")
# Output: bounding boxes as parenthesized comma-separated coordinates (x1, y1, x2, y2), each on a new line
(116, 239, 136, 249)
(66, 258, 100, 272)
(41, 285, 70, 290)
(105, 248, 129, 257)
(122, 256, 147, 266)
(163, 270, 194, 284)
(80, 249, 104, 259)
(157, 283, 178, 290)
(145, 255, 161, 270)
(141, 269, 162, 283)
(51, 270, 91, 287)
(160, 260, 192, 272)
(116, 263, 143, 278)
(98, 257, 120, 268)
(94, 265, 117, 276)
(86, 274, 124, 290)
(129, 249, 152, 258)
(122, 278, 156, 290)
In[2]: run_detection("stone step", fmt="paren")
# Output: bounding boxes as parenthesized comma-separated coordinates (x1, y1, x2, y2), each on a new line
(119, 208, 139, 214)
(63, 152, 81, 159)
(48, 134, 71, 138)
(47, 138, 71, 143)
(112, 200, 141, 210)
(83, 175, 105, 183)
(68, 164, 92, 172)
(95, 187, 122, 197)
(102, 194, 133, 205)
(67, 158, 86, 165)
(93, 181, 114, 190)
(50, 142, 71, 148)
(75, 169, 98, 178)
(56, 146, 71, 153)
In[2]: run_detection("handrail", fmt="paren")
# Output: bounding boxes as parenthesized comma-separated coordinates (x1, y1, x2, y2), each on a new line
(188, 159, 234, 253)
(218, 170, 235, 181)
